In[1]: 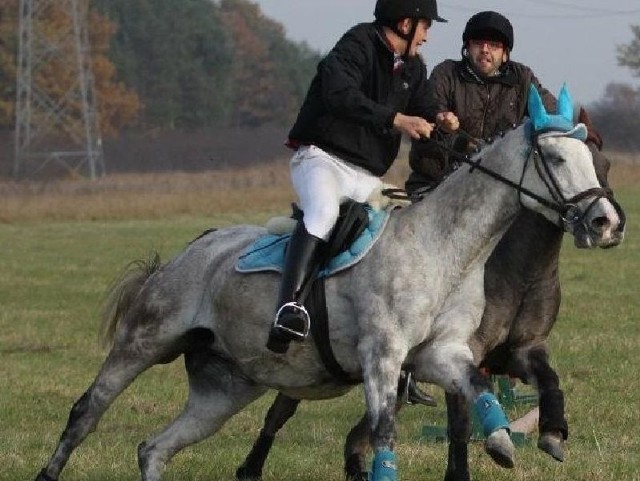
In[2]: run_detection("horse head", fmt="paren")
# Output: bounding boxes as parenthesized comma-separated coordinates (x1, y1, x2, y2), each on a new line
(578, 107, 626, 248)
(521, 84, 623, 248)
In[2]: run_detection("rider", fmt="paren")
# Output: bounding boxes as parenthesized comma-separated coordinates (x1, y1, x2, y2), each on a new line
(266, 0, 452, 405)
(405, 10, 560, 194)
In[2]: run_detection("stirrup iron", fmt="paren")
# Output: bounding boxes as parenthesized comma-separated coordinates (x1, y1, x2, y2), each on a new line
(274, 302, 310, 340)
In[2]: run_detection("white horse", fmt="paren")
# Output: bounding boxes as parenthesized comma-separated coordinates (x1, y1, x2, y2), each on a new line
(35, 86, 622, 481)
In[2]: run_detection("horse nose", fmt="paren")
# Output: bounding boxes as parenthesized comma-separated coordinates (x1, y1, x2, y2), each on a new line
(589, 199, 622, 242)
(589, 214, 611, 233)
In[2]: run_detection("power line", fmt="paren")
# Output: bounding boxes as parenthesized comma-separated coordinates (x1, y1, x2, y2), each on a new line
(441, 1, 640, 19)
(519, 0, 639, 15)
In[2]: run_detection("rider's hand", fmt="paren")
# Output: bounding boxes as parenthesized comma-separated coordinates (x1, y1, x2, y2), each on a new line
(436, 112, 460, 134)
(393, 113, 435, 140)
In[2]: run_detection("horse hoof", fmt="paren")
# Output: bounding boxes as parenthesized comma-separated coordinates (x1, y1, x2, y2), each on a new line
(35, 470, 57, 481)
(138, 441, 164, 481)
(485, 429, 515, 469)
(444, 469, 471, 481)
(345, 453, 368, 481)
(537, 432, 565, 462)
(345, 471, 369, 481)
(236, 464, 262, 481)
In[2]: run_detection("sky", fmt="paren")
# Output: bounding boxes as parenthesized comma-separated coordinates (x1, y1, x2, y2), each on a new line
(253, 0, 640, 106)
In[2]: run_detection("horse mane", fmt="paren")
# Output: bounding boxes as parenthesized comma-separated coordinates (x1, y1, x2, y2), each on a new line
(468, 123, 523, 158)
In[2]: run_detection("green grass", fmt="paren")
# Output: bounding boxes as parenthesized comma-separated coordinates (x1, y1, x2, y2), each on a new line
(1, 190, 639, 481)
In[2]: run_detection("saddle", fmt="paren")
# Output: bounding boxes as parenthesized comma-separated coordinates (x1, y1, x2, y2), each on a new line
(236, 190, 407, 382)
(236, 202, 392, 276)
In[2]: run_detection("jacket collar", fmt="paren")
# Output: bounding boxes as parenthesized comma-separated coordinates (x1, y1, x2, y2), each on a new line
(457, 58, 518, 87)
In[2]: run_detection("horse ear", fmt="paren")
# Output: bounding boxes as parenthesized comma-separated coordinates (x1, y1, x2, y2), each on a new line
(578, 106, 604, 150)
(578, 107, 592, 127)
(527, 84, 548, 131)
(557, 83, 573, 123)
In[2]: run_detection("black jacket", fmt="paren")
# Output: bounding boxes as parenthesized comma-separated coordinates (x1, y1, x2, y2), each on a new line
(407, 58, 556, 191)
(289, 23, 431, 177)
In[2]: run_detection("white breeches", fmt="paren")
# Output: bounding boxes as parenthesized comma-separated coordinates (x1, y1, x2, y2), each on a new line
(290, 145, 382, 240)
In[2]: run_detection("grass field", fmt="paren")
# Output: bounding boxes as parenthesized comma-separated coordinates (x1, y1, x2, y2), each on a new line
(1, 155, 639, 481)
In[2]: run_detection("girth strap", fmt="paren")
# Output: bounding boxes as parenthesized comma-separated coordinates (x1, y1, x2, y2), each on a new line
(299, 200, 369, 385)
(306, 278, 358, 384)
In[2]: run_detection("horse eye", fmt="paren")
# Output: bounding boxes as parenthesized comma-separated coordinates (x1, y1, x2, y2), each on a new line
(547, 154, 565, 164)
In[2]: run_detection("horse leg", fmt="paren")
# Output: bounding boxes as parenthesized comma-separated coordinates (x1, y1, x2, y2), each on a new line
(415, 270, 514, 470)
(416, 347, 515, 470)
(343, 413, 370, 481)
(235, 393, 301, 481)
(138, 346, 267, 481)
(524, 346, 568, 461)
(359, 344, 407, 481)
(34, 345, 159, 481)
(342, 383, 412, 481)
(443, 392, 472, 481)
(466, 365, 514, 468)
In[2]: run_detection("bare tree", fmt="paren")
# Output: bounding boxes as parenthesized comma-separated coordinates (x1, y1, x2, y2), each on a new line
(589, 82, 640, 152)
(617, 25, 640, 77)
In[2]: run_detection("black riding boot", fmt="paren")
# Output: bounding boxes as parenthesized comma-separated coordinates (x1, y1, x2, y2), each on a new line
(407, 377, 437, 406)
(398, 371, 437, 407)
(267, 223, 323, 354)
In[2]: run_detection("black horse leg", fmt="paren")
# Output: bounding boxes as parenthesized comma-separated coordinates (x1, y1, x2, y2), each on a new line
(343, 413, 370, 481)
(236, 393, 300, 480)
(443, 363, 514, 480)
(527, 347, 568, 461)
(443, 391, 472, 481)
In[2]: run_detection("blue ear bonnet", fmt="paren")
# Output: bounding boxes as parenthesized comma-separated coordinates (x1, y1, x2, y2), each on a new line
(527, 83, 587, 141)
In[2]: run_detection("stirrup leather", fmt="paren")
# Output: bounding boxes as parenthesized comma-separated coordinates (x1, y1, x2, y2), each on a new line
(274, 302, 311, 340)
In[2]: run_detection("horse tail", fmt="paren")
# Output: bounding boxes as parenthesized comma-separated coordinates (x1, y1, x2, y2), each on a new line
(99, 252, 163, 348)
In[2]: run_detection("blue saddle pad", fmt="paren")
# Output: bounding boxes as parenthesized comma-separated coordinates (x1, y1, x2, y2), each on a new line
(236, 206, 391, 277)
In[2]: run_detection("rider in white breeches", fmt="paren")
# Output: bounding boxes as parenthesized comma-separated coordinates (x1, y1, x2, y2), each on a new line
(291, 145, 383, 241)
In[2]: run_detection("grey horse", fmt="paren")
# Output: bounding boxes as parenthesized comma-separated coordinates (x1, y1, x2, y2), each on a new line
(34, 90, 622, 481)
(235, 109, 626, 481)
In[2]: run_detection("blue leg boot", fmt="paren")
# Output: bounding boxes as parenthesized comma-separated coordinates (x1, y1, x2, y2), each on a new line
(370, 448, 397, 481)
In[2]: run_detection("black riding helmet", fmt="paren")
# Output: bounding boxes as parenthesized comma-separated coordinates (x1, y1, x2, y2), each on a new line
(374, 0, 447, 58)
(462, 11, 513, 51)
(374, 0, 447, 27)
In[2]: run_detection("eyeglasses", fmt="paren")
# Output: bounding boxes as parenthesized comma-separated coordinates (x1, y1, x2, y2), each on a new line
(469, 39, 504, 50)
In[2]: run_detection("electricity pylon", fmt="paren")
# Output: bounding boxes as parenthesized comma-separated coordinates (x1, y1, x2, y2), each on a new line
(14, 0, 105, 179)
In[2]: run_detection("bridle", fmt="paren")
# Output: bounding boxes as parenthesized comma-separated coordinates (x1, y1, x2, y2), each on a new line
(420, 125, 625, 233)
(527, 129, 621, 233)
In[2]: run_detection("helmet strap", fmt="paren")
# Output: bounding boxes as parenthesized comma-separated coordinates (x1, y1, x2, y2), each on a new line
(402, 19, 418, 59)
(377, 18, 418, 59)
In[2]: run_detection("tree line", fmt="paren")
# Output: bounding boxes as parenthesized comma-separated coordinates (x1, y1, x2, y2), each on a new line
(0, 0, 638, 154)
(588, 26, 640, 152)
(0, 0, 321, 137)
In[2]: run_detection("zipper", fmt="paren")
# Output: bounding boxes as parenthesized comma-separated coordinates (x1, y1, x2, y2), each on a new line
(480, 85, 491, 136)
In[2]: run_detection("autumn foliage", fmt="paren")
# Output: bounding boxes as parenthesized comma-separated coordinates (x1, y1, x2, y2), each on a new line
(0, 0, 140, 137)
(0, 0, 320, 137)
